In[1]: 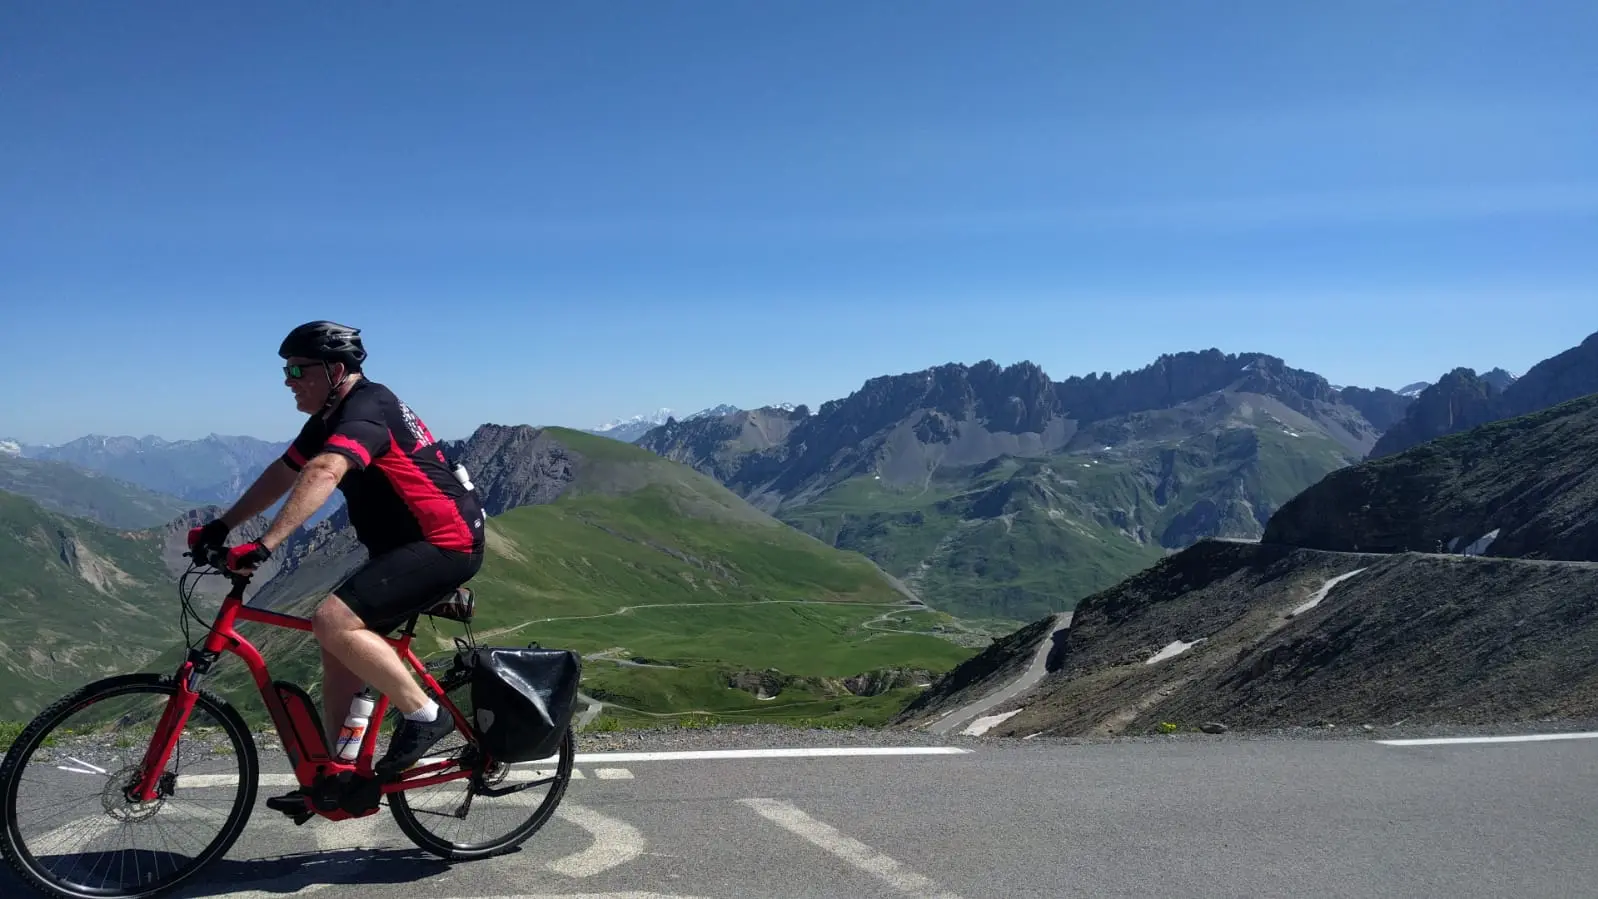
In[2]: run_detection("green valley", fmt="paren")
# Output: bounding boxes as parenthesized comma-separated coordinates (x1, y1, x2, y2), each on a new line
(747, 408, 1358, 623)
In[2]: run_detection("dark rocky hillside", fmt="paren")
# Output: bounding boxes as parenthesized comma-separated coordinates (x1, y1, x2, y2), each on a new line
(1263, 392, 1598, 561)
(901, 540, 1598, 737)
(903, 370, 1598, 736)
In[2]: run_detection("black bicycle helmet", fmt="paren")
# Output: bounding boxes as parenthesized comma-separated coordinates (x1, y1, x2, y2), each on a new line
(278, 320, 367, 370)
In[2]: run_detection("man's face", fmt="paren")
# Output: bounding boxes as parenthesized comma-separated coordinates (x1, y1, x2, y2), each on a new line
(283, 356, 341, 413)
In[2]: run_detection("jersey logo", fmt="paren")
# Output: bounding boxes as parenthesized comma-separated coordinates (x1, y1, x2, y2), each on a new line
(399, 401, 436, 452)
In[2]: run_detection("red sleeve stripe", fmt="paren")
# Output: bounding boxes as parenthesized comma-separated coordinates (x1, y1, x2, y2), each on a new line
(286, 446, 308, 467)
(376, 432, 475, 552)
(326, 434, 372, 467)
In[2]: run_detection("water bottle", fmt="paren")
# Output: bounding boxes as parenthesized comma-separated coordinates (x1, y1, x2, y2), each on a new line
(452, 462, 475, 492)
(335, 688, 376, 761)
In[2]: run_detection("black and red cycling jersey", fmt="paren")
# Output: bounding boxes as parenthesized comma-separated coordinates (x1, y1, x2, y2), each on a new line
(281, 378, 484, 556)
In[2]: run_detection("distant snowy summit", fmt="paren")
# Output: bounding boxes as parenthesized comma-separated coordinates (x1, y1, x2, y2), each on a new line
(584, 404, 738, 443)
(584, 402, 804, 443)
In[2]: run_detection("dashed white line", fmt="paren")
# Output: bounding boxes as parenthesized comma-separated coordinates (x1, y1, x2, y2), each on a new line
(594, 768, 634, 779)
(471, 894, 711, 898)
(740, 798, 964, 899)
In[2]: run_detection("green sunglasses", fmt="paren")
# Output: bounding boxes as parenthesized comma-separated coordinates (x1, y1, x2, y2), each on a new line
(282, 363, 323, 379)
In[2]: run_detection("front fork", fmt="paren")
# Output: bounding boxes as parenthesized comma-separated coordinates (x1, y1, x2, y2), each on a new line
(129, 648, 218, 803)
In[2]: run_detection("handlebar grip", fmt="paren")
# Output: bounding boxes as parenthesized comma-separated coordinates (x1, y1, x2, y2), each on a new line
(189, 544, 235, 571)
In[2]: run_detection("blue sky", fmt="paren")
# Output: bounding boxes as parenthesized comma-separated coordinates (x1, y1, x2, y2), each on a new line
(3, 1, 1596, 444)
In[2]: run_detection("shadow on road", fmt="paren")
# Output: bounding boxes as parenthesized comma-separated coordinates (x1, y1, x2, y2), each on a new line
(0, 845, 518, 897)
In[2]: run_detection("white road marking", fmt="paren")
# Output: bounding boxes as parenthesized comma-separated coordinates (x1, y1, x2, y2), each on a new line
(1376, 731, 1598, 746)
(594, 768, 634, 779)
(63, 756, 108, 774)
(472, 894, 711, 898)
(311, 810, 390, 852)
(234, 883, 331, 898)
(547, 802, 645, 878)
(740, 798, 964, 899)
(567, 746, 971, 763)
(178, 745, 966, 789)
(181, 768, 587, 787)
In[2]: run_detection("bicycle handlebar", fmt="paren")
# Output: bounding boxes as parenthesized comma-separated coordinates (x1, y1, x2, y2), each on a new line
(184, 545, 256, 583)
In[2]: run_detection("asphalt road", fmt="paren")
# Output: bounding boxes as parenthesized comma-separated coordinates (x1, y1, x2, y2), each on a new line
(4, 732, 1597, 898)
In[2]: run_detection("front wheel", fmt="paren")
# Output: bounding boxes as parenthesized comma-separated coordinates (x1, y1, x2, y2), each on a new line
(390, 726, 575, 860)
(0, 673, 259, 899)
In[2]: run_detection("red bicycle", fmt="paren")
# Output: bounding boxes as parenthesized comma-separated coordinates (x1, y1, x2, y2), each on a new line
(0, 544, 578, 899)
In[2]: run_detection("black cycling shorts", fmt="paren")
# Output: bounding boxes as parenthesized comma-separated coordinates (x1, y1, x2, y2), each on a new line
(333, 541, 483, 634)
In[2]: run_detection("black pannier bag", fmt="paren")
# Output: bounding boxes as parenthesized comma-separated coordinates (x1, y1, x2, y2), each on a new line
(467, 645, 582, 762)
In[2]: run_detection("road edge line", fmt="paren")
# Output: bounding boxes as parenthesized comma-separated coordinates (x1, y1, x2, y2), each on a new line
(1376, 731, 1598, 747)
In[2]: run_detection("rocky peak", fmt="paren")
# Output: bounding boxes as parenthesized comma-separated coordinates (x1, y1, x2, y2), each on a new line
(1499, 330, 1598, 418)
(1334, 385, 1413, 433)
(1053, 348, 1336, 422)
(1481, 367, 1518, 392)
(811, 360, 1063, 439)
(448, 423, 578, 516)
(1367, 368, 1504, 458)
(1235, 354, 1338, 405)
(1366, 330, 1597, 460)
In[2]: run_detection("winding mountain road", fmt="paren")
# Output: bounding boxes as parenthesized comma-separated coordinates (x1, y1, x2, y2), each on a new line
(926, 611, 1071, 735)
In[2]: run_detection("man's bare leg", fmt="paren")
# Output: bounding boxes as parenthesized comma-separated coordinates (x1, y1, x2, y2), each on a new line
(319, 647, 367, 750)
(311, 595, 429, 714)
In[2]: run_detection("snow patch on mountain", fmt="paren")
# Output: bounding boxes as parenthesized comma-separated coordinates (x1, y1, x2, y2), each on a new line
(591, 408, 675, 434)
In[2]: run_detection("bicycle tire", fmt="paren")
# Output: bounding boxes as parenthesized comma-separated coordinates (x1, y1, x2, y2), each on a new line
(389, 726, 574, 860)
(0, 673, 259, 899)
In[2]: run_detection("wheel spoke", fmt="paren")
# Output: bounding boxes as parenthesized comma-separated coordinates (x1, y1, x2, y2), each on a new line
(388, 727, 575, 859)
(0, 675, 258, 898)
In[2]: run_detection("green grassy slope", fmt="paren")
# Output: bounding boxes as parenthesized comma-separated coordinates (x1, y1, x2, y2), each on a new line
(0, 492, 180, 719)
(184, 429, 981, 731)
(778, 424, 1356, 622)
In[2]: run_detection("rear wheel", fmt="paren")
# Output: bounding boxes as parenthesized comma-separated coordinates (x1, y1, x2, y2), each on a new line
(0, 673, 258, 899)
(389, 727, 574, 860)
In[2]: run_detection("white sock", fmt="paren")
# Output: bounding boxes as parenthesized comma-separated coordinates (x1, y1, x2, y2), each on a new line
(403, 699, 439, 723)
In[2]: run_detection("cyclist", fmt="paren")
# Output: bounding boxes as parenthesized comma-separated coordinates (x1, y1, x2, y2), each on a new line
(188, 320, 486, 813)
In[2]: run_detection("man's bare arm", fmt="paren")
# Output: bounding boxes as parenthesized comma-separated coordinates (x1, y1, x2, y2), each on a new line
(219, 459, 300, 529)
(259, 453, 351, 552)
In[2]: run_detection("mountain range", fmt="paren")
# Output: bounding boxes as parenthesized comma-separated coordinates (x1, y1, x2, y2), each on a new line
(2, 434, 289, 505)
(4, 329, 1594, 729)
(583, 404, 766, 443)
(901, 384, 1598, 738)
(1369, 335, 1596, 457)
(635, 352, 1397, 620)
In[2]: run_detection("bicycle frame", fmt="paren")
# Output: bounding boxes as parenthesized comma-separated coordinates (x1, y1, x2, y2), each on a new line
(128, 568, 477, 819)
